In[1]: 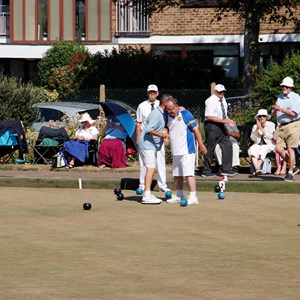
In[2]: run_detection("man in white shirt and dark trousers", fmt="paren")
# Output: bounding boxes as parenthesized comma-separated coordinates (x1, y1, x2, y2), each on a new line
(136, 84, 170, 192)
(202, 84, 238, 177)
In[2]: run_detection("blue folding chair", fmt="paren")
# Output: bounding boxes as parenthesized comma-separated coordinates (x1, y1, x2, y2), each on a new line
(0, 121, 28, 164)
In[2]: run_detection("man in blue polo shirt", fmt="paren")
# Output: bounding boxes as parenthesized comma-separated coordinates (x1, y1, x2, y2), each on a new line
(272, 76, 300, 182)
(138, 94, 171, 204)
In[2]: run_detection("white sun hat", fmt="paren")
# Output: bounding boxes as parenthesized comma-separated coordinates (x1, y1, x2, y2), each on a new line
(280, 77, 294, 87)
(79, 112, 95, 124)
(254, 109, 271, 120)
(147, 84, 159, 92)
(214, 84, 227, 92)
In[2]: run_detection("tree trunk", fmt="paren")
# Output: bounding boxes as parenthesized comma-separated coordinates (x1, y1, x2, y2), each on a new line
(243, 2, 261, 92)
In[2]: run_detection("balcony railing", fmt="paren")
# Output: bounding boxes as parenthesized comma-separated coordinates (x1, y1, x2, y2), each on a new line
(115, 0, 150, 36)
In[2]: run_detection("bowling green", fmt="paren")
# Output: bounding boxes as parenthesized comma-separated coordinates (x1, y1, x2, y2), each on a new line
(0, 187, 299, 300)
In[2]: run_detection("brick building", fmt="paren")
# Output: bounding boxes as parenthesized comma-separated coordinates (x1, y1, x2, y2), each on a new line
(0, 0, 299, 83)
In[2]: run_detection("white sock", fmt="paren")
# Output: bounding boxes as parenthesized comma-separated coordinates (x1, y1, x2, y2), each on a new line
(144, 191, 151, 197)
(189, 191, 197, 198)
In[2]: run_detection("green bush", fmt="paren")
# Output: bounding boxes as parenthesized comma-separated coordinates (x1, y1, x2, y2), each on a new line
(0, 76, 47, 127)
(38, 41, 89, 97)
(82, 47, 232, 89)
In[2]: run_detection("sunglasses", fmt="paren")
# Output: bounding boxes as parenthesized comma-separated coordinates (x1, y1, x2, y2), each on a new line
(281, 85, 290, 89)
(258, 115, 266, 118)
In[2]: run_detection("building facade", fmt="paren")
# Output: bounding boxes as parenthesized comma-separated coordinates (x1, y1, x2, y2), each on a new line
(0, 0, 300, 83)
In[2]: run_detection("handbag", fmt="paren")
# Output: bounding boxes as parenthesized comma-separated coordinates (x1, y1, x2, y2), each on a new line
(52, 152, 66, 168)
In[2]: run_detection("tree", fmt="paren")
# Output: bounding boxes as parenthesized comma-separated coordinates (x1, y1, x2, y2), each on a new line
(37, 41, 89, 90)
(215, 1, 300, 91)
(115, 0, 300, 91)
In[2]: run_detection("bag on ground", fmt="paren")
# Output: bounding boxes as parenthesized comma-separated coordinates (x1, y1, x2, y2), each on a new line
(52, 152, 66, 168)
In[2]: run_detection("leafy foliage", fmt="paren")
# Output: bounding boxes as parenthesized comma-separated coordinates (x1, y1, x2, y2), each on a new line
(37, 41, 89, 90)
(0, 76, 47, 127)
(215, 0, 300, 24)
(82, 47, 227, 89)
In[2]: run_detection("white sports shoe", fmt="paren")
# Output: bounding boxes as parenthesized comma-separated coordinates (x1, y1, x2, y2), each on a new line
(187, 195, 199, 205)
(159, 185, 171, 192)
(142, 194, 162, 204)
(166, 195, 181, 204)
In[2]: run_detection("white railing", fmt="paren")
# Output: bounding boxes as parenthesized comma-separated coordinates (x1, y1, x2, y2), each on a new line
(116, 0, 149, 34)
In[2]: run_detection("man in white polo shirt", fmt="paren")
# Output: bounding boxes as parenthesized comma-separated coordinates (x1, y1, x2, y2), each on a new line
(165, 97, 207, 205)
(202, 84, 238, 177)
(136, 84, 170, 192)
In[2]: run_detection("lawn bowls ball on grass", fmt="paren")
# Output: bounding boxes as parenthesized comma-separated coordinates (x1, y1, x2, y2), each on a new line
(165, 190, 173, 198)
(180, 198, 188, 207)
(218, 191, 225, 200)
(114, 187, 122, 195)
(136, 188, 143, 195)
(116, 193, 124, 201)
(214, 185, 221, 193)
(83, 203, 92, 210)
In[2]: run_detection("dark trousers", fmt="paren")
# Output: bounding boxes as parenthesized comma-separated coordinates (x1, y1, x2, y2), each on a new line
(203, 121, 233, 172)
(295, 148, 300, 168)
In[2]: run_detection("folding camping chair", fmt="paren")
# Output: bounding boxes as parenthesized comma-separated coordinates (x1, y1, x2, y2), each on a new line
(33, 126, 69, 164)
(0, 121, 28, 163)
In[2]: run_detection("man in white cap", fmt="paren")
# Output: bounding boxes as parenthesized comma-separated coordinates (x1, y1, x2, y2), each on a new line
(136, 84, 170, 192)
(272, 76, 300, 182)
(202, 84, 238, 177)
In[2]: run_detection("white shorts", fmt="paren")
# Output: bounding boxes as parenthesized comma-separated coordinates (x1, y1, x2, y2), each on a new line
(172, 154, 195, 177)
(139, 149, 157, 168)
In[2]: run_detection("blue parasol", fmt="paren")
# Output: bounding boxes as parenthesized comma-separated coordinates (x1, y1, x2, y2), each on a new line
(100, 102, 137, 149)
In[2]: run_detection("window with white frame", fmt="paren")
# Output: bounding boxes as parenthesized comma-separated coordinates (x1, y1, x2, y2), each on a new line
(116, 0, 149, 35)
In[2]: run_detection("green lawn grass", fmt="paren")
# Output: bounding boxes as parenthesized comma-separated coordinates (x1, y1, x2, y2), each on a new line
(0, 187, 299, 299)
(1, 178, 300, 194)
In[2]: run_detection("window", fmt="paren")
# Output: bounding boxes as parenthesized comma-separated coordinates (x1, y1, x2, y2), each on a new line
(76, 0, 86, 41)
(11, 0, 111, 42)
(152, 44, 240, 78)
(116, 0, 149, 36)
(38, 0, 47, 40)
(0, 1, 9, 37)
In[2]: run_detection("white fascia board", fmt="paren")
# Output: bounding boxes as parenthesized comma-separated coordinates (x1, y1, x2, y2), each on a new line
(0, 44, 118, 59)
(116, 35, 243, 45)
(258, 33, 300, 42)
(116, 33, 300, 58)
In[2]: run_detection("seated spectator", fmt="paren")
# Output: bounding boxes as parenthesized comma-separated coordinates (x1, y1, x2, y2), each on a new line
(214, 123, 240, 170)
(248, 109, 275, 175)
(63, 113, 99, 168)
(98, 117, 128, 169)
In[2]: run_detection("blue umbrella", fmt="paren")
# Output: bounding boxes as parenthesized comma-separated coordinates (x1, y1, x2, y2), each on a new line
(100, 102, 137, 149)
